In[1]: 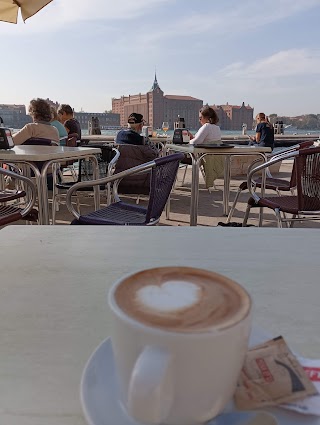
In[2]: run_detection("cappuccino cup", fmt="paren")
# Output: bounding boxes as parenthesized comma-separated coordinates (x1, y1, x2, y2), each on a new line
(108, 267, 252, 425)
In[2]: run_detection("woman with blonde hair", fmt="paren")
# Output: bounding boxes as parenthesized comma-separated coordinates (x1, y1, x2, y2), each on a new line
(249, 112, 274, 150)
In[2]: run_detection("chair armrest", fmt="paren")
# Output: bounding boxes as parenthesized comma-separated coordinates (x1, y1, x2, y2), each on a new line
(0, 167, 37, 216)
(247, 150, 299, 202)
(66, 158, 156, 219)
(107, 148, 120, 175)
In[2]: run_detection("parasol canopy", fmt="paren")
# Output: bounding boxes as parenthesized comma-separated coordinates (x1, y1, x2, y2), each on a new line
(0, 0, 52, 24)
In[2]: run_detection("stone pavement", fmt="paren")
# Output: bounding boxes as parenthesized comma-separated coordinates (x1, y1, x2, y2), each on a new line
(50, 160, 320, 228)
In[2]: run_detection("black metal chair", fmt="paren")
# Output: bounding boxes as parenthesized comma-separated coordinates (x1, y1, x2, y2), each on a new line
(0, 166, 38, 226)
(52, 145, 120, 223)
(242, 146, 320, 227)
(227, 141, 315, 223)
(67, 153, 184, 225)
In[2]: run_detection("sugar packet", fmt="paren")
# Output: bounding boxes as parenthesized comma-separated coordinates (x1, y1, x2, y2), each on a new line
(281, 356, 320, 415)
(234, 336, 318, 410)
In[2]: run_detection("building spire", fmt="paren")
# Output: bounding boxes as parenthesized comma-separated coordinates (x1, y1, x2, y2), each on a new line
(150, 71, 161, 91)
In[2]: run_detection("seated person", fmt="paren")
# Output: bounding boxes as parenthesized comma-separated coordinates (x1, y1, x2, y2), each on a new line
(12, 98, 59, 145)
(115, 113, 146, 145)
(188, 106, 223, 188)
(248, 112, 274, 150)
(50, 106, 68, 145)
(57, 104, 82, 140)
(188, 106, 221, 145)
(114, 114, 159, 194)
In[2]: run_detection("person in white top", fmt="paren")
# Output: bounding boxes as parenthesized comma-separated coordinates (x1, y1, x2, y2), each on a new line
(188, 106, 223, 188)
(189, 106, 221, 144)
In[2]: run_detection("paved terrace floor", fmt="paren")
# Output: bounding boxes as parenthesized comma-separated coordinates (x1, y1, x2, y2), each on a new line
(45, 160, 320, 228)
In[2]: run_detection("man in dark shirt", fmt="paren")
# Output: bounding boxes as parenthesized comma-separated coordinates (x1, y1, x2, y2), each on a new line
(115, 113, 146, 145)
(57, 104, 82, 140)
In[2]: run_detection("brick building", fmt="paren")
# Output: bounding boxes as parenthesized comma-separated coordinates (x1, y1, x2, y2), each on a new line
(112, 74, 203, 130)
(74, 112, 120, 130)
(211, 102, 254, 130)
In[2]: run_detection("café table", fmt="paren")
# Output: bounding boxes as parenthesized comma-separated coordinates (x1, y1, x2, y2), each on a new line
(0, 145, 101, 224)
(0, 226, 319, 425)
(166, 143, 271, 226)
(81, 135, 115, 144)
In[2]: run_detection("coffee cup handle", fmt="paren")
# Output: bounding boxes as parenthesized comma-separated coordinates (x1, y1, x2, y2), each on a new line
(128, 346, 174, 424)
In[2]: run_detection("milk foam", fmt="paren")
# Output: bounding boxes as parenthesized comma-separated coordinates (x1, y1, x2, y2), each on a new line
(136, 280, 201, 312)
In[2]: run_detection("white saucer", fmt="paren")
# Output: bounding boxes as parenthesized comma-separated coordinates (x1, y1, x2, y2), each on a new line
(80, 327, 320, 425)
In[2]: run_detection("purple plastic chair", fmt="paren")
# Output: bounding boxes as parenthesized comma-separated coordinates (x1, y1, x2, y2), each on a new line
(67, 153, 184, 225)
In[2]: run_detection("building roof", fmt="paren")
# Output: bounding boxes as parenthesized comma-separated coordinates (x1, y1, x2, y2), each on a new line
(150, 72, 161, 91)
(211, 103, 253, 110)
(165, 95, 202, 101)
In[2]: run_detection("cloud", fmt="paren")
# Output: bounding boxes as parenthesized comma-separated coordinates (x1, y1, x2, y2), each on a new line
(0, 0, 171, 34)
(132, 0, 320, 46)
(219, 49, 320, 80)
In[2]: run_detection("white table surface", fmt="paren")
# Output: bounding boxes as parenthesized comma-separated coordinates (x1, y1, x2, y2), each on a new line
(0, 226, 319, 425)
(0, 145, 101, 161)
(0, 146, 102, 224)
(165, 143, 271, 155)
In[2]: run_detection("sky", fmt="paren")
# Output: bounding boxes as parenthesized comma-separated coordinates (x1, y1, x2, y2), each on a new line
(1, 0, 320, 116)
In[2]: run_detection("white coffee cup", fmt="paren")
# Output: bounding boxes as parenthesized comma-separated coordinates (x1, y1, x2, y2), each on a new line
(108, 267, 252, 425)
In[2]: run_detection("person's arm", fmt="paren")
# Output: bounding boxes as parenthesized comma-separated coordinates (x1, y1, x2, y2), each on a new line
(189, 124, 210, 144)
(12, 125, 32, 145)
(249, 124, 261, 143)
(64, 121, 71, 134)
(187, 131, 194, 140)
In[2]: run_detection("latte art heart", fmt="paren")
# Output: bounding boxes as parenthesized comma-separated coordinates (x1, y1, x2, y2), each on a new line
(136, 280, 201, 312)
(114, 267, 249, 333)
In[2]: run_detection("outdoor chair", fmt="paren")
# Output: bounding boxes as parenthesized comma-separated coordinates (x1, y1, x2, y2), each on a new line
(52, 145, 120, 223)
(242, 146, 320, 228)
(22, 138, 53, 146)
(114, 144, 159, 195)
(226, 141, 315, 223)
(56, 133, 80, 182)
(67, 152, 184, 225)
(0, 166, 38, 226)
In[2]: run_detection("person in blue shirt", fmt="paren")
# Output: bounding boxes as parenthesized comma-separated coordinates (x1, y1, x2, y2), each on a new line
(249, 112, 274, 150)
(50, 106, 68, 145)
(115, 113, 146, 145)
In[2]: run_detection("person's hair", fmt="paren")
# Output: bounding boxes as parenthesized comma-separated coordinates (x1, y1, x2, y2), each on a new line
(50, 106, 59, 121)
(256, 112, 266, 121)
(199, 106, 219, 124)
(28, 98, 52, 122)
(57, 104, 74, 116)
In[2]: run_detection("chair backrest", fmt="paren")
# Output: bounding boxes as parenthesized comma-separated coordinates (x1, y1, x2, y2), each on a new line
(115, 144, 159, 195)
(145, 153, 184, 223)
(289, 141, 315, 187)
(295, 146, 320, 212)
(23, 138, 52, 146)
